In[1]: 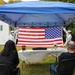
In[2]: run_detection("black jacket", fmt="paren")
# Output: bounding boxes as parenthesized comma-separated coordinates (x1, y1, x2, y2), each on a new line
(0, 51, 19, 75)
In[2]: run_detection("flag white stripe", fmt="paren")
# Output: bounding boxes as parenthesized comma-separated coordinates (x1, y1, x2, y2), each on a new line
(18, 35, 45, 38)
(19, 28, 45, 31)
(18, 32, 45, 35)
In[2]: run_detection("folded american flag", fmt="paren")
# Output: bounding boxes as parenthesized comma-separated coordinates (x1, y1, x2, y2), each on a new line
(17, 26, 63, 47)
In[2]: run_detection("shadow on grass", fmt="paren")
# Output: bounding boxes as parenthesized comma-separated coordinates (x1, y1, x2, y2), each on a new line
(19, 55, 75, 75)
(21, 63, 50, 75)
(19, 56, 56, 75)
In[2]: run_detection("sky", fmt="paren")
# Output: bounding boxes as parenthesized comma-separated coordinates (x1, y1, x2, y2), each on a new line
(3, 0, 39, 2)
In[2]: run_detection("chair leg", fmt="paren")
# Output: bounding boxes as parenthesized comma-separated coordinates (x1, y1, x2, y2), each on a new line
(22, 61, 26, 69)
(49, 65, 51, 75)
(14, 67, 20, 75)
(18, 68, 20, 75)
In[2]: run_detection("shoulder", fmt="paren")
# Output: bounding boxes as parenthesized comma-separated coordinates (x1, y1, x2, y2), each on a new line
(61, 52, 66, 54)
(59, 52, 69, 57)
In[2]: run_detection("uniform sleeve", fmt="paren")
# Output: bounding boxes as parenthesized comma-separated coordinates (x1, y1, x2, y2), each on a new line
(63, 28, 68, 35)
(64, 35, 72, 46)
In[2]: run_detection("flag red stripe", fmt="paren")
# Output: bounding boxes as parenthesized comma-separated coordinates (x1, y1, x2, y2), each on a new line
(19, 30, 44, 33)
(17, 44, 63, 47)
(18, 37, 45, 39)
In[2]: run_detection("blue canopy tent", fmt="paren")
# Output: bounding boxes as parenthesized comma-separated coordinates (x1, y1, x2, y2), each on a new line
(0, 1, 75, 27)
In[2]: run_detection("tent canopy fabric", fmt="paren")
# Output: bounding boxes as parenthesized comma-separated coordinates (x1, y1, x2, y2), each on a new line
(0, 1, 75, 27)
(0, 1, 75, 14)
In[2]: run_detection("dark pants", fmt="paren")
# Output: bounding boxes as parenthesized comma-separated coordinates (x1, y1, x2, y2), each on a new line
(49, 64, 58, 75)
(16, 39, 18, 44)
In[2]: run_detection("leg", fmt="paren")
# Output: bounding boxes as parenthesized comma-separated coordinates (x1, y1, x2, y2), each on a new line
(16, 39, 18, 44)
(49, 64, 57, 75)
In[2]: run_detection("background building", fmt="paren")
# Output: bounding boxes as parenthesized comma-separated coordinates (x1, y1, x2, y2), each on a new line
(0, 21, 9, 45)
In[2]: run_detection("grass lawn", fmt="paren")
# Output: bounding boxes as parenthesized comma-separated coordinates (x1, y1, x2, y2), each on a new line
(19, 56, 56, 75)
(0, 46, 75, 75)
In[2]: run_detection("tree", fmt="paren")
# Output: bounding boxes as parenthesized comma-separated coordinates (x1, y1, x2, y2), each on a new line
(0, 0, 6, 4)
(8, 0, 21, 3)
(0, 0, 21, 4)
(40, 0, 75, 3)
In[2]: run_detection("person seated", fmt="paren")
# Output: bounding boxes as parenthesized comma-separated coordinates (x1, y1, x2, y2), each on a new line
(49, 41, 75, 75)
(0, 40, 19, 75)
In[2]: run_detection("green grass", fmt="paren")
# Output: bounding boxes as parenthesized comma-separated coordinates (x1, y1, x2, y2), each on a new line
(19, 56, 56, 75)
(0, 46, 75, 75)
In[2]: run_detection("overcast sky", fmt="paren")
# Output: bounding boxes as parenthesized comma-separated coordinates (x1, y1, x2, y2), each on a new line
(4, 0, 39, 2)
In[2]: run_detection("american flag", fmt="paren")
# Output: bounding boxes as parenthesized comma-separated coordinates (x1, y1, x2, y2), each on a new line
(17, 26, 63, 47)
